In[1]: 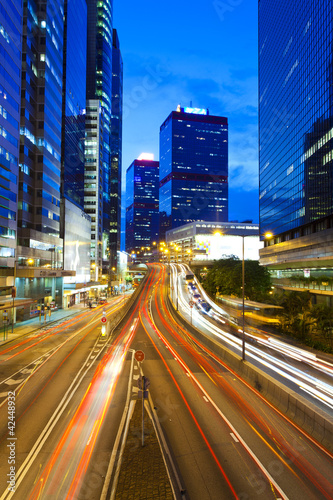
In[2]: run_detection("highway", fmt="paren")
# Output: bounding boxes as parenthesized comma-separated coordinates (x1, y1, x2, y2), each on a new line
(0, 264, 332, 499)
(170, 263, 333, 417)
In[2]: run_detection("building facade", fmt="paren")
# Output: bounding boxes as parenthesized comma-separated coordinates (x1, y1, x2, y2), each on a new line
(159, 106, 228, 241)
(259, 0, 333, 304)
(87, 0, 122, 279)
(16, 0, 71, 317)
(110, 28, 123, 271)
(0, 0, 22, 307)
(126, 156, 159, 257)
(61, 0, 87, 210)
(165, 221, 262, 264)
(84, 100, 104, 282)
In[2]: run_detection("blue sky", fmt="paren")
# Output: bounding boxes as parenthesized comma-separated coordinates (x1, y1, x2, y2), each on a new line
(114, 0, 259, 223)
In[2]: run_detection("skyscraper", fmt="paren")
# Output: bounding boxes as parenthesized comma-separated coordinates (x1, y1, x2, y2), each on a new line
(87, 0, 122, 279)
(16, 0, 66, 314)
(159, 106, 228, 241)
(126, 155, 159, 256)
(84, 100, 104, 282)
(259, 0, 333, 303)
(61, 0, 91, 301)
(61, 0, 87, 210)
(0, 0, 22, 301)
(110, 28, 123, 270)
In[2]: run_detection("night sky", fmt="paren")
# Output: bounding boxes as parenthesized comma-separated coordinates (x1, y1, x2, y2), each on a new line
(114, 0, 258, 231)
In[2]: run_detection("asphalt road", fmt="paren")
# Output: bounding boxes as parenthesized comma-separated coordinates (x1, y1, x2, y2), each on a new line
(0, 265, 332, 499)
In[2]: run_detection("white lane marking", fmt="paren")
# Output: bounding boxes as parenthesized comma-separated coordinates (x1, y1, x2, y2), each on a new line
(230, 433, 239, 443)
(5, 379, 24, 385)
(203, 396, 209, 402)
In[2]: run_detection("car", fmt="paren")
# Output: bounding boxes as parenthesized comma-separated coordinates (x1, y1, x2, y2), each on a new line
(98, 298, 107, 304)
(199, 301, 212, 315)
(192, 293, 201, 303)
(89, 301, 98, 308)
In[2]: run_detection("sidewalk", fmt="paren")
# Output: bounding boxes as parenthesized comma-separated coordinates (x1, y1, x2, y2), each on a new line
(0, 302, 89, 345)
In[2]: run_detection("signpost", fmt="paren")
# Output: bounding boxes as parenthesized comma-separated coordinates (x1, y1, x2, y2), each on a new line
(137, 372, 150, 446)
(101, 316, 107, 323)
(3, 310, 8, 340)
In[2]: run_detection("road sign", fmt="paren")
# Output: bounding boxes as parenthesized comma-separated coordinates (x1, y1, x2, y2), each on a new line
(101, 316, 107, 323)
(189, 300, 194, 307)
(135, 350, 145, 362)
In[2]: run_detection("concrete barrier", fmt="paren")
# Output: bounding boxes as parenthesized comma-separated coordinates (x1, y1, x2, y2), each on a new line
(166, 294, 333, 453)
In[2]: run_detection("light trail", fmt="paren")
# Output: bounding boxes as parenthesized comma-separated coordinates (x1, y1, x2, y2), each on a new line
(156, 265, 333, 498)
(171, 265, 333, 412)
(27, 319, 138, 500)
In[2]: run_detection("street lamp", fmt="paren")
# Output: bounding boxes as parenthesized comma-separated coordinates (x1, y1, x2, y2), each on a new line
(175, 246, 180, 311)
(11, 260, 17, 333)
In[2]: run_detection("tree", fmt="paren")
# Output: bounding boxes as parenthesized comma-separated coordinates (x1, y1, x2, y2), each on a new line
(309, 303, 333, 349)
(201, 256, 272, 302)
(276, 290, 313, 340)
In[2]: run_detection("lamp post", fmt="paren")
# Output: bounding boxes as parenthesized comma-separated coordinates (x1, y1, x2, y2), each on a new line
(241, 235, 245, 361)
(11, 260, 17, 333)
(175, 246, 180, 311)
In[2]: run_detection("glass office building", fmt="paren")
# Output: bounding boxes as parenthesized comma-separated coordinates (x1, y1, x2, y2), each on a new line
(126, 157, 159, 255)
(110, 28, 123, 270)
(159, 107, 228, 241)
(260, 0, 333, 237)
(87, 0, 116, 276)
(259, 0, 333, 302)
(0, 0, 22, 298)
(61, 0, 87, 209)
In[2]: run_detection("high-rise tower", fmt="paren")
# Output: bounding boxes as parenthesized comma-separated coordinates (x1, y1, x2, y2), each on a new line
(126, 155, 159, 257)
(0, 0, 22, 305)
(110, 28, 123, 270)
(16, 0, 66, 313)
(159, 106, 228, 241)
(259, 0, 333, 303)
(87, 0, 122, 280)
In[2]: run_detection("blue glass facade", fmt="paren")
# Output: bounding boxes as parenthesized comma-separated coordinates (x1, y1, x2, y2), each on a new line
(87, 0, 114, 272)
(259, 0, 333, 238)
(110, 28, 123, 268)
(159, 109, 228, 240)
(0, 0, 22, 276)
(17, 0, 65, 272)
(61, 0, 87, 209)
(126, 159, 159, 253)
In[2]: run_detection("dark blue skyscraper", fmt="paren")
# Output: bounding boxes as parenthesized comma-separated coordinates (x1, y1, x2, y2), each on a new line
(126, 156, 159, 254)
(62, 0, 87, 209)
(0, 0, 22, 300)
(259, 0, 333, 303)
(159, 107, 228, 240)
(16, 0, 65, 313)
(110, 28, 123, 269)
